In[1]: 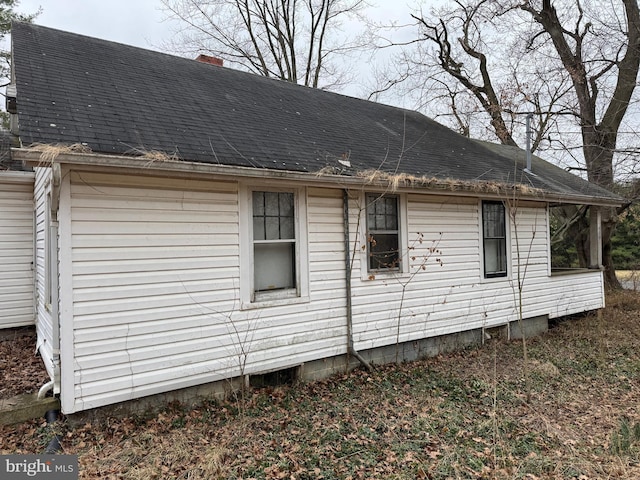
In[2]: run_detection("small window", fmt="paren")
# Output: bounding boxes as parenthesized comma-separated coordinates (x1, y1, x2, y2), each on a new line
(252, 191, 296, 296)
(482, 201, 507, 278)
(366, 194, 400, 271)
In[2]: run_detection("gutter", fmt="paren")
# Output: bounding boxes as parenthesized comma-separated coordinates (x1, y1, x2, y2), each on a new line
(12, 149, 623, 208)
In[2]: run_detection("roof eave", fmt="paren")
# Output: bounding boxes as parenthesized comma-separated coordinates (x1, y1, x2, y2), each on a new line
(13, 148, 623, 207)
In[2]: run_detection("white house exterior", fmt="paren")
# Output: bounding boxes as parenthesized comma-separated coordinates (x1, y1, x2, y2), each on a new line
(15, 157, 607, 414)
(8, 23, 621, 414)
(0, 170, 34, 329)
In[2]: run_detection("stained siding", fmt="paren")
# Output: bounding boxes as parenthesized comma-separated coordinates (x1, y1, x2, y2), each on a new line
(350, 197, 603, 351)
(0, 172, 34, 328)
(63, 171, 604, 413)
(66, 174, 349, 412)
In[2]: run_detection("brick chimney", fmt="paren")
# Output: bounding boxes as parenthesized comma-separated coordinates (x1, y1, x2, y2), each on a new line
(196, 54, 223, 67)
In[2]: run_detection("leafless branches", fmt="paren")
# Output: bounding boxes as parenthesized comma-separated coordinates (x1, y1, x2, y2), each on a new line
(160, 0, 372, 90)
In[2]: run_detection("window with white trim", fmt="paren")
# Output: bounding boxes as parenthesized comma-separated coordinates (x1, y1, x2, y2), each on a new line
(482, 201, 507, 278)
(366, 194, 401, 271)
(251, 190, 297, 300)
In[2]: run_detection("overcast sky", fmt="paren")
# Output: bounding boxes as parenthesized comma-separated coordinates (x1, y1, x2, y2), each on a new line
(18, 0, 182, 51)
(18, 1, 414, 48)
(16, 1, 419, 103)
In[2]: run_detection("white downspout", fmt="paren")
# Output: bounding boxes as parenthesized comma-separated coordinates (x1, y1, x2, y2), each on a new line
(39, 163, 62, 397)
(37, 380, 54, 400)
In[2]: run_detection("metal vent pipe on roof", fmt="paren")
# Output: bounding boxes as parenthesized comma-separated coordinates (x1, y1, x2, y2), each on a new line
(525, 113, 533, 174)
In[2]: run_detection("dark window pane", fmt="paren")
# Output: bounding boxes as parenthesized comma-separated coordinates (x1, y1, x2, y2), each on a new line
(369, 233, 400, 270)
(279, 192, 294, 217)
(280, 216, 294, 239)
(264, 192, 279, 216)
(366, 194, 400, 271)
(387, 211, 398, 230)
(253, 216, 265, 241)
(483, 202, 507, 277)
(385, 198, 397, 216)
(253, 191, 296, 241)
(265, 217, 280, 240)
(253, 191, 265, 216)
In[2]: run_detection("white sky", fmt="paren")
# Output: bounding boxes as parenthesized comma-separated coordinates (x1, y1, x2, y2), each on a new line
(18, 0, 181, 52)
(16, 1, 415, 54)
(16, 1, 419, 103)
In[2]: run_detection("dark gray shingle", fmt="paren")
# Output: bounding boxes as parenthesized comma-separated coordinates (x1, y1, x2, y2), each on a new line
(10, 22, 620, 202)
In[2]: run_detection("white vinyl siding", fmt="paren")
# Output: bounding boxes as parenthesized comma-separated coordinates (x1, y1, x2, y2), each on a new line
(0, 172, 35, 329)
(64, 173, 345, 413)
(57, 169, 604, 413)
(350, 196, 603, 351)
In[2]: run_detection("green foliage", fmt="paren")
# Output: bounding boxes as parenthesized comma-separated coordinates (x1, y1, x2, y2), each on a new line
(610, 417, 640, 455)
(612, 204, 640, 270)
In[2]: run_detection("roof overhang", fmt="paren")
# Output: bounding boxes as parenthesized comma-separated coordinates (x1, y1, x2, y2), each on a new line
(13, 148, 623, 208)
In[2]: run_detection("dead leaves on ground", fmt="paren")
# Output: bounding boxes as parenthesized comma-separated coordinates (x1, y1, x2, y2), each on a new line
(2, 293, 640, 478)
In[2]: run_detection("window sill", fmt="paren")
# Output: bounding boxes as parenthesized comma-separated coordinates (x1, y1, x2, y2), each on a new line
(362, 270, 408, 281)
(480, 273, 509, 283)
(550, 267, 602, 277)
(242, 294, 310, 310)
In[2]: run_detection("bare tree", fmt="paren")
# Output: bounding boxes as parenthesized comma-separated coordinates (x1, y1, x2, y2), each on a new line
(160, 0, 371, 90)
(381, 0, 640, 288)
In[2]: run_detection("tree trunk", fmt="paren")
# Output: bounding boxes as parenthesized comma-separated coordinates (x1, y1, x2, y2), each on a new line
(581, 129, 622, 289)
(601, 209, 621, 289)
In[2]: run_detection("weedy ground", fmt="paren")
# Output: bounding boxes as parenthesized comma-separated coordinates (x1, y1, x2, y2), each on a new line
(2, 290, 640, 479)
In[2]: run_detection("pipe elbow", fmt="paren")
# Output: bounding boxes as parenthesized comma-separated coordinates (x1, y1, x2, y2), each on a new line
(37, 380, 54, 400)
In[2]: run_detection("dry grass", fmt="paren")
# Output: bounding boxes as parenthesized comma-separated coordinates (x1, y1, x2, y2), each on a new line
(617, 270, 640, 290)
(355, 169, 543, 196)
(29, 143, 92, 164)
(314, 166, 545, 196)
(25, 143, 180, 168)
(125, 147, 181, 167)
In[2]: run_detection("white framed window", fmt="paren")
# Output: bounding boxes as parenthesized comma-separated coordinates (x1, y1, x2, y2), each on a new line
(240, 185, 309, 308)
(366, 194, 401, 271)
(482, 201, 508, 278)
(360, 192, 408, 279)
(253, 191, 296, 293)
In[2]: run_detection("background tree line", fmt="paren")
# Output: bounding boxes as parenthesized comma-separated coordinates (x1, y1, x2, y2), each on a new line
(4, 1, 639, 285)
(158, 0, 638, 287)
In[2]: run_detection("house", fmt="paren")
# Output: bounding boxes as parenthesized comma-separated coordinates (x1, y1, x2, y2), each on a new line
(6, 22, 622, 414)
(0, 131, 34, 330)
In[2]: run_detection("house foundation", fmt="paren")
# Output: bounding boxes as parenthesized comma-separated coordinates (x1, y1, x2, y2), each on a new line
(66, 316, 547, 424)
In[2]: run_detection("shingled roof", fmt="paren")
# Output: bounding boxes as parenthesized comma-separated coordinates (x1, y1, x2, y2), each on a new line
(10, 22, 621, 204)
